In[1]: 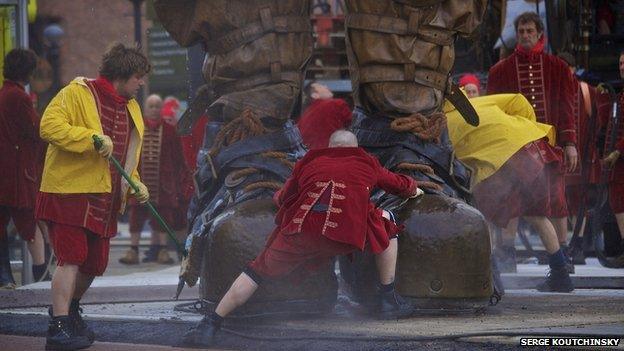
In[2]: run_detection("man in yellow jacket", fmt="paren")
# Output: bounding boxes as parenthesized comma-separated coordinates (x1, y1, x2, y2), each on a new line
(446, 93, 573, 293)
(36, 43, 150, 351)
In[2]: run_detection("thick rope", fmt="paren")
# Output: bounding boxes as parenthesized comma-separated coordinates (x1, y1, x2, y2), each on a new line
(209, 109, 266, 157)
(390, 113, 447, 191)
(261, 151, 295, 169)
(395, 162, 435, 175)
(390, 112, 447, 143)
(394, 162, 443, 191)
(244, 181, 284, 193)
(412, 180, 443, 192)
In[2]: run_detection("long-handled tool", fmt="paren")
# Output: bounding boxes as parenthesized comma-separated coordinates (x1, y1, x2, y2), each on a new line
(93, 135, 187, 257)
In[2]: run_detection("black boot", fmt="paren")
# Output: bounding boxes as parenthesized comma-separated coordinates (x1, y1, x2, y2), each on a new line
(70, 300, 95, 343)
(182, 312, 222, 346)
(45, 316, 92, 351)
(0, 237, 16, 289)
(560, 244, 575, 274)
(536, 266, 574, 293)
(377, 288, 414, 320)
(49, 300, 95, 343)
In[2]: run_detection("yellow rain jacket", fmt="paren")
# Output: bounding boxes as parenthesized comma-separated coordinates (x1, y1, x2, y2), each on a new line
(446, 93, 555, 187)
(39, 77, 144, 209)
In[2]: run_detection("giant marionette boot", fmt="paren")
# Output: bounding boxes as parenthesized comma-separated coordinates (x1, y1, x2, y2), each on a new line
(154, 0, 338, 316)
(339, 0, 494, 311)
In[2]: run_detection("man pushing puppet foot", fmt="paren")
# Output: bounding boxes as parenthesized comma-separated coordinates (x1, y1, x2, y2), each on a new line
(183, 130, 423, 347)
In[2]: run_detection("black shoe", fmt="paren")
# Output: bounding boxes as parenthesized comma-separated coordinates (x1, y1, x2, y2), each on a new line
(49, 303, 95, 343)
(182, 313, 221, 347)
(45, 316, 92, 351)
(536, 266, 574, 293)
(377, 289, 414, 320)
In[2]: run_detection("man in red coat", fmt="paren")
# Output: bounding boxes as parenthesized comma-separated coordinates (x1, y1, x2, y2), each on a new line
(297, 81, 352, 149)
(120, 94, 192, 265)
(0, 49, 47, 288)
(487, 12, 578, 254)
(183, 130, 422, 347)
(602, 50, 624, 254)
(558, 53, 603, 264)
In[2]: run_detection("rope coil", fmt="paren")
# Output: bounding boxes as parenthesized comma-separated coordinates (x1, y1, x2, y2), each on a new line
(204, 109, 295, 194)
(394, 162, 443, 191)
(390, 112, 447, 143)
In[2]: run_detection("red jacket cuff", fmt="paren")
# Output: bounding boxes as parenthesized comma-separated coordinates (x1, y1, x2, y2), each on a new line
(273, 189, 283, 207)
(398, 177, 418, 198)
(557, 129, 577, 146)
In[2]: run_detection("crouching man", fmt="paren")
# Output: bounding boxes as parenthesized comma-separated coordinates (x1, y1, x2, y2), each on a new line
(37, 43, 150, 351)
(183, 130, 422, 347)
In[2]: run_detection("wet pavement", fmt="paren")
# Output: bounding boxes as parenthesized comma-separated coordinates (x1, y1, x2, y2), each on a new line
(1, 224, 623, 350)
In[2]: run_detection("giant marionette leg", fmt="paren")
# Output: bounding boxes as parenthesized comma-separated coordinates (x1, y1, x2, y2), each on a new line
(154, 0, 337, 314)
(339, 0, 495, 309)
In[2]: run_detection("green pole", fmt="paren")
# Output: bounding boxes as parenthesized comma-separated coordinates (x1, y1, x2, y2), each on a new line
(93, 135, 187, 257)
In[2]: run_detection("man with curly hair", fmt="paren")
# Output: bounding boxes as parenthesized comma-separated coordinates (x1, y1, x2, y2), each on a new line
(37, 43, 150, 351)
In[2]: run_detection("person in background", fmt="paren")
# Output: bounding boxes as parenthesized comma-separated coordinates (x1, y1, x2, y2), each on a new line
(119, 94, 192, 265)
(161, 96, 181, 126)
(297, 81, 352, 149)
(557, 52, 604, 265)
(458, 74, 481, 98)
(488, 12, 578, 269)
(601, 50, 624, 258)
(0, 48, 48, 288)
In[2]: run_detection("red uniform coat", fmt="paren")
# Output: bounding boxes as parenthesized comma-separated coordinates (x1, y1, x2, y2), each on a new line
(274, 147, 416, 250)
(297, 98, 352, 150)
(566, 81, 602, 186)
(130, 119, 192, 208)
(0, 80, 43, 209)
(487, 39, 577, 146)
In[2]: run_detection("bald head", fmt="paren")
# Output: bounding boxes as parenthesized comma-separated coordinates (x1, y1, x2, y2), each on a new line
(328, 130, 358, 148)
(144, 94, 163, 120)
